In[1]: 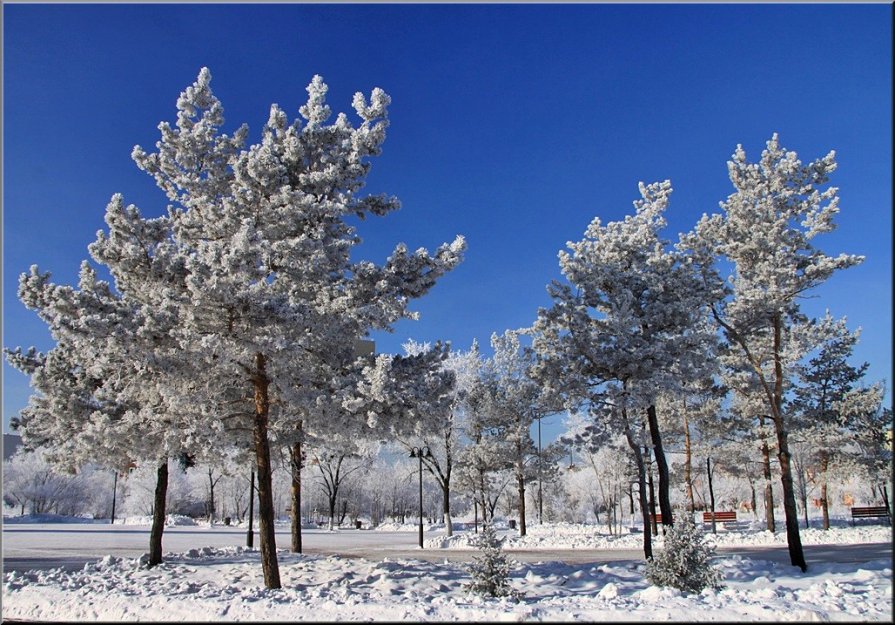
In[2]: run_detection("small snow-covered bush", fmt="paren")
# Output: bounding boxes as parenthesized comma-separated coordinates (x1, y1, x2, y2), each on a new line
(464, 523, 522, 599)
(644, 515, 723, 593)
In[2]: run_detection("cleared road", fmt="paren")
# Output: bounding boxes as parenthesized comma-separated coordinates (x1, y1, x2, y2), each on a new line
(2, 524, 891, 573)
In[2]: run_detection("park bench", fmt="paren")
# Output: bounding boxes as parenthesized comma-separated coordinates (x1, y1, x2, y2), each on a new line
(703, 510, 737, 524)
(850, 506, 891, 525)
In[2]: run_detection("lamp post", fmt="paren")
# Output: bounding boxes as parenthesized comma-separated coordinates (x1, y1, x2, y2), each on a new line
(409, 446, 432, 548)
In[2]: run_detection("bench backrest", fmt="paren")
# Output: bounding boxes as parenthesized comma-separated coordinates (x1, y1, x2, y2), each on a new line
(703, 511, 737, 522)
(851, 506, 890, 517)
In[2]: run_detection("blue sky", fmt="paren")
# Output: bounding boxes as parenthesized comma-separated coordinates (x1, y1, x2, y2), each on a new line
(3, 3, 892, 443)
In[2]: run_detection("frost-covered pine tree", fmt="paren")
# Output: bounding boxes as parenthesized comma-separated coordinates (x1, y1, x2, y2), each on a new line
(6, 256, 203, 567)
(533, 181, 720, 545)
(483, 330, 560, 537)
(124, 68, 464, 588)
(464, 522, 522, 600)
(383, 339, 475, 537)
(644, 514, 723, 593)
(789, 313, 877, 530)
(688, 134, 863, 572)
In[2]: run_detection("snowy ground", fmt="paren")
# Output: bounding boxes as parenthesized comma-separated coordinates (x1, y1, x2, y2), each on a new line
(2, 517, 892, 621)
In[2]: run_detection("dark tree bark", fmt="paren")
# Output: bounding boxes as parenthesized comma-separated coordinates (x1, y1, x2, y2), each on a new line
(683, 412, 695, 513)
(289, 438, 303, 553)
(252, 352, 281, 589)
(707, 456, 717, 535)
(820, 452, 830, 530)
(148, 460, 169, 567)
(516, 435, 527, 537)
(646, 404, 673, 527)
(621, 407, 652, 560)
(759, 417, 776, 532)
(771, 313, 807, 571)
(647, 454, 658, 537)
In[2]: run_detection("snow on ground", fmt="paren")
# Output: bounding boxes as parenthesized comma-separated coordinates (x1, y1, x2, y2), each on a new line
(3, 545, 892, 621)
(2, 520, 892, 621)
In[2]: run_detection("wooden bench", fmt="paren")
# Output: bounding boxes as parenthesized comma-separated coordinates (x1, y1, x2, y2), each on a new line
(851, 506, 891, 525)
(703, 511, 737, 524)
(649, 514, 663, 525)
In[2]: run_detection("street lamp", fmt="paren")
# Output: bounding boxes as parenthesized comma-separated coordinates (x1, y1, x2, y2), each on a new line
(409, 446, 432, 548)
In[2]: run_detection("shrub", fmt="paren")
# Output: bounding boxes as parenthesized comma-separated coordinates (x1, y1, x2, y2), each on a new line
(644, 514, 723, 593)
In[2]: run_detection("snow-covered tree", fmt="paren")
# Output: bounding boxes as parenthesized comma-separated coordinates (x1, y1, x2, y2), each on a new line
(838, 385, 891, 510)
(644, 514, 723, 593)
(532, 180, 719, 556)
(688, 134, 863, 571)
(5, 254, 201, 567)
(2, 449, 90, 517)
(72, 68, 466, 588)
(464, 523, 522, 600)
(477, 330, 559, 536)
(789, 314, 875, 529)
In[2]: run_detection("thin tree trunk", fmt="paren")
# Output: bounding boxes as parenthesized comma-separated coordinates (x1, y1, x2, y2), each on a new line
(820, 452, 830, 530)
(707, 456, 717, 534)
(621, 406, 651, 560)
(290, 439, 302, 553)
(683, 412, 695, 514)
(252, 352, 281, 589)
(798, 464, 810, 529)
(148, 460, 169, 567)
(207, 467, 217, 525)
(749, 478, 758, 519)
(759, 417, 776, 532)
(647, 453, 658, 537)
(646, 404, 673, 527)
(442, 483, 453, 537)
(771, 313, 807, 572)
(111, 471, 118, 525)
(882, 485, 892, 524)
(516, 435, 527, 537)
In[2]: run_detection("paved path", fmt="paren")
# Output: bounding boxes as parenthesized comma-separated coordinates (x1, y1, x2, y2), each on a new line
(3, 524, 891, 573)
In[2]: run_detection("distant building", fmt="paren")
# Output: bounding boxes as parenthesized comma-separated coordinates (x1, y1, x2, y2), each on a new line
(3, 434, 22, 461)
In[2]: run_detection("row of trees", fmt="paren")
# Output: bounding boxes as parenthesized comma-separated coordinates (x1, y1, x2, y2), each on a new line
(6, 67, 890, 588)
(525, 138, 890, 570)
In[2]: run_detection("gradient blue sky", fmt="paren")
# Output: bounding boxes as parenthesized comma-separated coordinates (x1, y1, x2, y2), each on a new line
(3, 3, 892, 442)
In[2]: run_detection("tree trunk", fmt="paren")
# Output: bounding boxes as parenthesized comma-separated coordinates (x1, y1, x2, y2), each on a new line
(148, 460, 169, 567)
(798, 465, 810, 529)
(882, 485, 892, 524)
(647, 453, 658, 537)
(111, 471, 118, 525)
(207, 468, 216, 525)
(683, 412, 695, 513)
(707, 456, 717, 535)
(246, 470, 255, 548)
(749, 478, 757, 519)
(759, 417, 776, 532)
(820, 452, 830, 530)
(290, 439, 302, 553)
(621, 406, 652, 560)
(252, 352, 281, 589)
(442, 484, 453, 537)
(516, 436, 526, 537)
(771, 313, 807, 572)
(646, 404, 673, 527)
